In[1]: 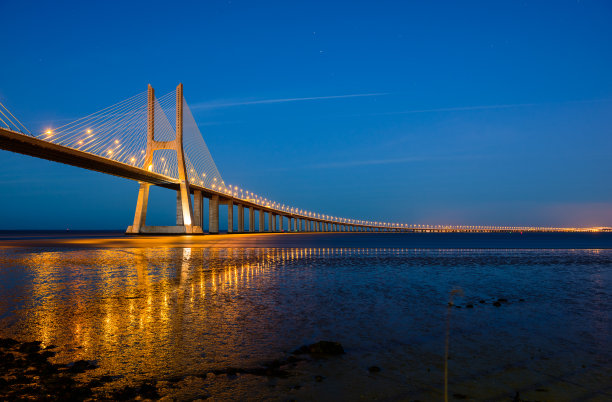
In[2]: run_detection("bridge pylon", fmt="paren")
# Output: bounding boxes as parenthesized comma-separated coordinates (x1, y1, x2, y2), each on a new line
(126, 84, 203, 234)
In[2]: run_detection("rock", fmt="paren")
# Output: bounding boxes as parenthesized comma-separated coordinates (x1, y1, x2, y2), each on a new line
(40, 350, 56, 359)
(113, 385, 138, 400)
(368, 366, 381, 373)
(0, 338, 19, 349)
(493, 301, 502, 307)
(466, 304, 474, 308)
(139, 382, 159, 399)
(67, 360, 98, 373)
(293, 341, 345, 356)
(19, 341, 42, 354)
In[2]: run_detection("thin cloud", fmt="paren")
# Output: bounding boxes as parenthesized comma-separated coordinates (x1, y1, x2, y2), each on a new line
(309, 156, 428, 169)
(306, 154, 486, 169)
(385, 103, 539, 114)
(190, 93, 388, 110)
(376, 98, 612, 116)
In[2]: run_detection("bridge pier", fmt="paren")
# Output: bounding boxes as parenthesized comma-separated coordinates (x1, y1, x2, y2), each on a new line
(194, 190, 203, 227)
(227, 199, 233, 233)
(259, 209, 265, 232)
(209, 194, 219, 234)
(126, 84, 202, 234)
(248, 207, 255, 232)
(268, 212, 273, 232)
(176, 192, 184, 225)
(238, 204, 244, 232)
(126, 182, 150, 234)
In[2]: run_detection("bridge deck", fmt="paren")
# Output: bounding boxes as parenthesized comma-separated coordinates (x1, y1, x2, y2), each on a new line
(0, 127, 332, 224)
(0, 127, 180, 189)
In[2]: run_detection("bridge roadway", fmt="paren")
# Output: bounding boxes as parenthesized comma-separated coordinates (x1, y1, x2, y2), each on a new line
(2, 126, 609, 234)
(0, 126, 394, 233)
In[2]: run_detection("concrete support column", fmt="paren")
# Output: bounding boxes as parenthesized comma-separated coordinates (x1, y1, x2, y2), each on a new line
(194, 190, 203, 227)
(271, 214, 277, 231)
(268, 212, 273, 232)
(237, 204, 244, 232)
(227, 199, 234, 233)
(249, 207, 255, 232)
(289, 218, 294, 232)
(176, 191, 184, 225)
(259, 209, 265, 232)
(209, 195, 219, 234)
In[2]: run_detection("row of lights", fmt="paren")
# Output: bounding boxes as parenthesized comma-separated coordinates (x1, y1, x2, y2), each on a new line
(42, 128, 600, 231)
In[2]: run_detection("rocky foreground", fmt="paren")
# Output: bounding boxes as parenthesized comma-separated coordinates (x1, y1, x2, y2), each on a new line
(0, 338, 345, 400)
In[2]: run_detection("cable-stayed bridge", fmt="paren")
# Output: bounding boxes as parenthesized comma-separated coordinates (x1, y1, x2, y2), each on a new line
(0, 85, 608, 234)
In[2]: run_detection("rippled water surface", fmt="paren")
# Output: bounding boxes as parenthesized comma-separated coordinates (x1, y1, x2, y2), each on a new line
(0, 233, 611, 400)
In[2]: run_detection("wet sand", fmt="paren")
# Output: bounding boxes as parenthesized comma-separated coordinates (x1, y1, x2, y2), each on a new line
(0, 234, 610, 400)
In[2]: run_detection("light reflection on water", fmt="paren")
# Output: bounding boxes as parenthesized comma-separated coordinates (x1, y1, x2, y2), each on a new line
(0, 246, 610, 400)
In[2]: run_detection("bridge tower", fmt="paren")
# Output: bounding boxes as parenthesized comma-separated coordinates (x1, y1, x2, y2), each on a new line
(126, 84, 203, 234)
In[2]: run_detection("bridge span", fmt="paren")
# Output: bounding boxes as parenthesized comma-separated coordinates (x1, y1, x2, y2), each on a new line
(0, 85, 608, 234)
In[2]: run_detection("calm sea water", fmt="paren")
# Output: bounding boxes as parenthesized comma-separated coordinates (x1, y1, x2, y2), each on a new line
(0, 232, 610, 400)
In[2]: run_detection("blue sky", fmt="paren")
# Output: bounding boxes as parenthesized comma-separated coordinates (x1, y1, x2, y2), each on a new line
(0, 0, 611, 229)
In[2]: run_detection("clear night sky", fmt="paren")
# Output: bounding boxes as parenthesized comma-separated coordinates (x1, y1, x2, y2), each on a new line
(1, 0, 611, 229)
